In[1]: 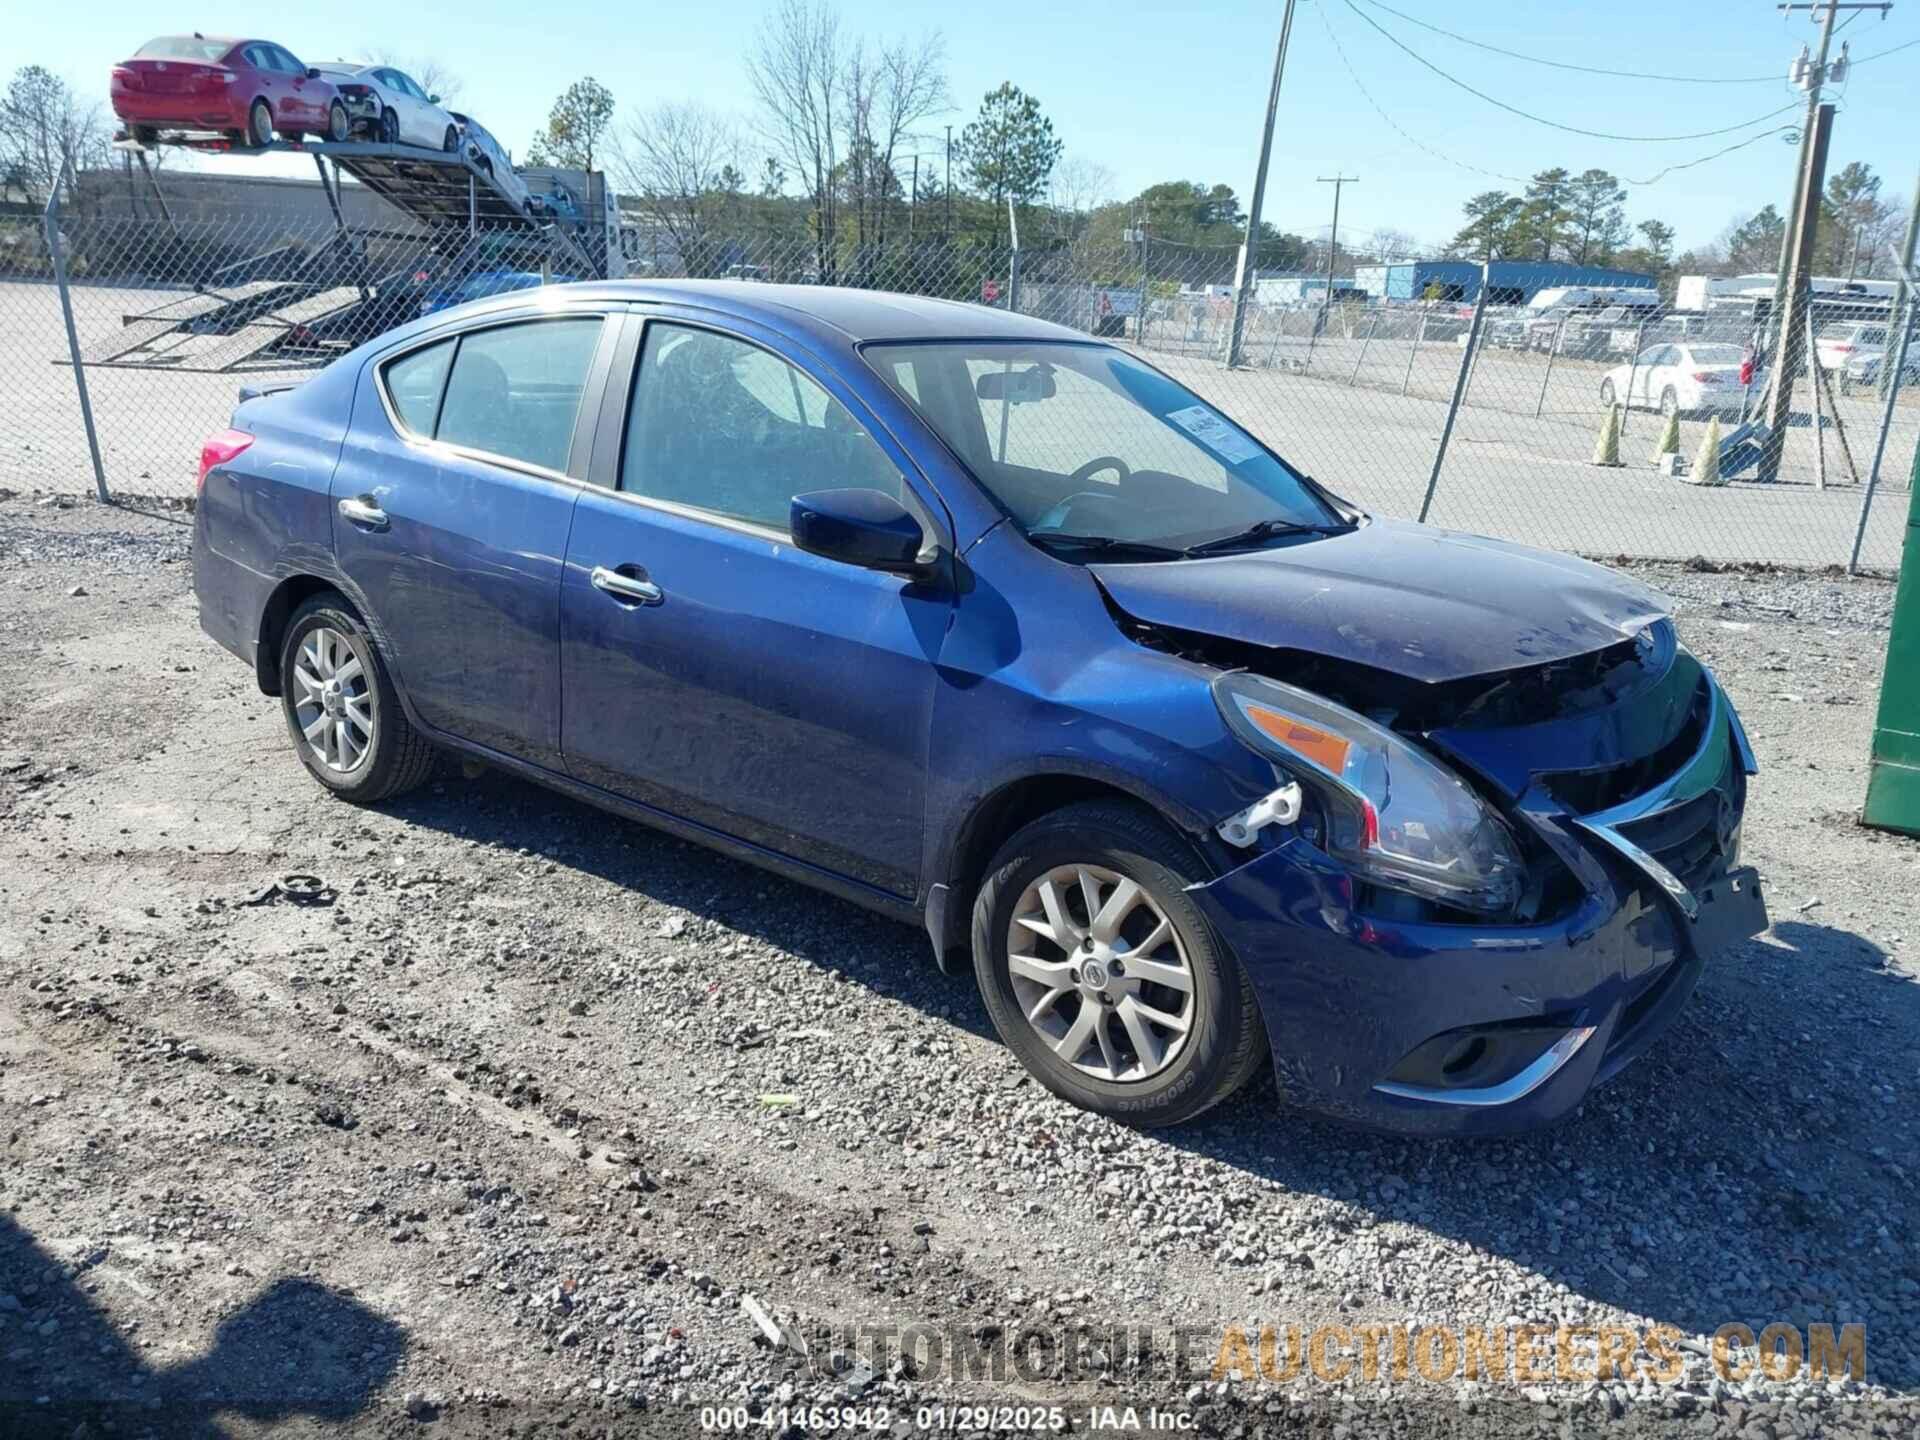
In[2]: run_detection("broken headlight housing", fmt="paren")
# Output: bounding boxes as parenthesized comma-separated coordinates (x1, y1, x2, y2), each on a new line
(1213, 673, 1524, 916)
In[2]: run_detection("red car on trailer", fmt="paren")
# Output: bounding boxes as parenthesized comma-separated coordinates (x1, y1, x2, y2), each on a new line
(111, 35, 349, 148)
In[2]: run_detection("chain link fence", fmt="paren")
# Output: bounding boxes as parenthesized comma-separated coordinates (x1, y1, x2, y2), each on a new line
(7, 167, 1914, 574)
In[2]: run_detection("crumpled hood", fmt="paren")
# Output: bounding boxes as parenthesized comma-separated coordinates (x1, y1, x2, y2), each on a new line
(1091, 518, 1670, 684)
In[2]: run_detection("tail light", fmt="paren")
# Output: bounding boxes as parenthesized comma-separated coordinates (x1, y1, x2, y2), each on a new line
(1692, 371, 1713, 382)
(197, 428, 253, 493)
(1739, 349, 1755, 385)
(112, 66, 136, 88)
(1830, 343, 1853, 353)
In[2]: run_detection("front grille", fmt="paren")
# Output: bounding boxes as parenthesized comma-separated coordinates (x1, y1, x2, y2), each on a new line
(1616, 787, 1727, 891)
(1541, 685, 1707, 814)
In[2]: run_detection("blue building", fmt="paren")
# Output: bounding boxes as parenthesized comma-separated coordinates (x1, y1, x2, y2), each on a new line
(1350, 260, 1656, 304)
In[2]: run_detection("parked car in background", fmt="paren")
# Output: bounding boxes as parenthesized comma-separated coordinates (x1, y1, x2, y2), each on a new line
(312, 63, 459, 149)
(449, 112, 533, 212)
(1840, 337, 1920, 391)
(192, 281, 1765, 1135)
(1815, 321, 1889, 373)
(528, 186, 582, 224)
(1599, 342, 1746, 417)
(417, 269, 576, 316)
(112, 35, 348, 147)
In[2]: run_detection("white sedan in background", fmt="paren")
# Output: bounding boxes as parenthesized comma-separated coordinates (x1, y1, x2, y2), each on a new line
(314, 63, 460, 150)
(1599, 342, 1747, 418)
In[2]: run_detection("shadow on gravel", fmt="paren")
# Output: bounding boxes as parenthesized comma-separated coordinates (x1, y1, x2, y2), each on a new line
(0, 1212, 406, 1436)
(380, 767, 993, 1040)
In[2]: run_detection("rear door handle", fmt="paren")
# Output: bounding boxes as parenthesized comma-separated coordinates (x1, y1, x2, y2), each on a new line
(338, 496, 389, 530)
(590, 565, 663, 605)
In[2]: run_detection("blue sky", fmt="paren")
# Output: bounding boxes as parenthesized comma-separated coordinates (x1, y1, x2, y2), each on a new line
(20, 0, 1917, 253)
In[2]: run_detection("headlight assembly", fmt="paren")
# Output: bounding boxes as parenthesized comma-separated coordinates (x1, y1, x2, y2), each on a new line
(1213, 673, 1524, 915)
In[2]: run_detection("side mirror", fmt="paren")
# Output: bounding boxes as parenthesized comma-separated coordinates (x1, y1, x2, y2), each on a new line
(791, 489, 927, 576)
(429, 94, 441, 104)
(306, 67, 321, 80)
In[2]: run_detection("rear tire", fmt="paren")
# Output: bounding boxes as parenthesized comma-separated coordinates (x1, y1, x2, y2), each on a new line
(133, 125, 160, 147)
(247, 98, 273, 148)
(279, 594, 437, 804)
(327, 101, 349, 143)
(970, 801, 1265, 1128)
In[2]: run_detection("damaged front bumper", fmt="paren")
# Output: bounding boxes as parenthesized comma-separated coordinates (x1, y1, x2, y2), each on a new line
(1187, 672, 1767, 1136)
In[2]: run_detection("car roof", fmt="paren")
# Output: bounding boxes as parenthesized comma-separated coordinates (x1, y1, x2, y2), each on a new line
(315, 61, 374, 72)
(526, 280, 1089, 348)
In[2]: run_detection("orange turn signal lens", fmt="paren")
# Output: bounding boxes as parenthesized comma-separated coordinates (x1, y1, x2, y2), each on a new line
(1239, 703, 1352, 777)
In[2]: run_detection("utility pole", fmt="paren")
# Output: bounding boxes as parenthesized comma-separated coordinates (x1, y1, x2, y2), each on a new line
(1317, 174, 1358, 334)
(1225, 0, 1299, 369)
(1759, 0, 1890, 481)
(909, 153, 918, 249)
(1883, 163, 1920, 399)
(945, 125, 953, 242)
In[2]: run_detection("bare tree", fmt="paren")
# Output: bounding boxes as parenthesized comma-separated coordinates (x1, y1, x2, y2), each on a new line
(0, 65, 110, 205)
(1046, 152, 1114, 232)
(748, 0, 947, 283)
(842, 29, 947, 264)
(747, 0, 847, 281)
(613, 101, 742, 275)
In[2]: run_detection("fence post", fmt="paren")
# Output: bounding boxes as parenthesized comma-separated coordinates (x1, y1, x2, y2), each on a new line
(1008, 244, 1021, 315)
(1400, 309, 1426, 396)
(1418, 264, 1491, 524)
(1616, 318, 1647, 439)
(1347, 311, 1379, 386)
(1534, 313, 1567, 417)
(45, 167, 109, 506)
(1849, 275, 1917, 573)
(1806, 307, 1827, 491)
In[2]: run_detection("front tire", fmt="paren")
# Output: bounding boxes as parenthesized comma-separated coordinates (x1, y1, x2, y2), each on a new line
(971, 801, 1265, 1128)
(279, 595, 437, 803)
(443, 124, 459, 152)
(1659, 386, 1680, 419)
(327, 101, 349, 143)
(379, 108, 399, 145)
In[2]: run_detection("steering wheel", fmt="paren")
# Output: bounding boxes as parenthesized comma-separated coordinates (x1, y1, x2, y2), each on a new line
(1069, 455, 1131, 487)
(1032, 457, 1135, 533)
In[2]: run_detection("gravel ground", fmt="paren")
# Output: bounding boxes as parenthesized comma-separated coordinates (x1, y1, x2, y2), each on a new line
(2, 493, 1917, 1439)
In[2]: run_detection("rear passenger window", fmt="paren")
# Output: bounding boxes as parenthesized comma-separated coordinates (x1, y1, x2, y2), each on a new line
(433, 318, 602, 473)
(384, 339, 453, 436)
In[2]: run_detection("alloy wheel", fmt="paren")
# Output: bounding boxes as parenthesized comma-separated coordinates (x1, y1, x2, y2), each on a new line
(1005, 863, 1195, 1082)
(291, 625, 375, 774)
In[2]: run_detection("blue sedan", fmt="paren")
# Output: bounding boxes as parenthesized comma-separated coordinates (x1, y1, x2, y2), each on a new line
(190, 281, 1767, 1133)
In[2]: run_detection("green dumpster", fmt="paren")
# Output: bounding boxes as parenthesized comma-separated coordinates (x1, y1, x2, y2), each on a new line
(1864, 437, 1920, 836)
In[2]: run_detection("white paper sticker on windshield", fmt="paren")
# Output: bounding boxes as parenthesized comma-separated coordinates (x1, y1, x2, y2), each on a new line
(1166, 404, 1262, 466)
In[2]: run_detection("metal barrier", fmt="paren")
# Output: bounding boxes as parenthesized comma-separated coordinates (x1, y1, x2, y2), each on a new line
(12, 181, 1915, 573)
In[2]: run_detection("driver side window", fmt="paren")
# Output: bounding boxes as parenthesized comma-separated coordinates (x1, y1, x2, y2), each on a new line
(621, 323, 906, 535)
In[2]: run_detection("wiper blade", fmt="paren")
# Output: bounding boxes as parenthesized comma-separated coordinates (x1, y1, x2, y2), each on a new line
(1182, 518, 1344, 556)
(1026, 531, 1191, 561)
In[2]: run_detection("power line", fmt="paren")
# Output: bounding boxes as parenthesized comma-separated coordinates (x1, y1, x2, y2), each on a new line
(1623, 126, 1799, 184)
(1316, 0, 1530, 184)
(1353, 0, 1785, 82)
(1339, 0, 1806, 140)
(1319, 0, 1812, 190)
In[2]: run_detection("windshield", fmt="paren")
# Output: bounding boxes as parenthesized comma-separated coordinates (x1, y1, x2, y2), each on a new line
(136, 36, 234, 62)
(866, 341, 1339, 553)
(1688, 345, 1745, 364)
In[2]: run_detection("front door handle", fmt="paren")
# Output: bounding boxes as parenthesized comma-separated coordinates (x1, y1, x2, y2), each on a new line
(590, 565, 663, 605)
(338, 495, 388, 530)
